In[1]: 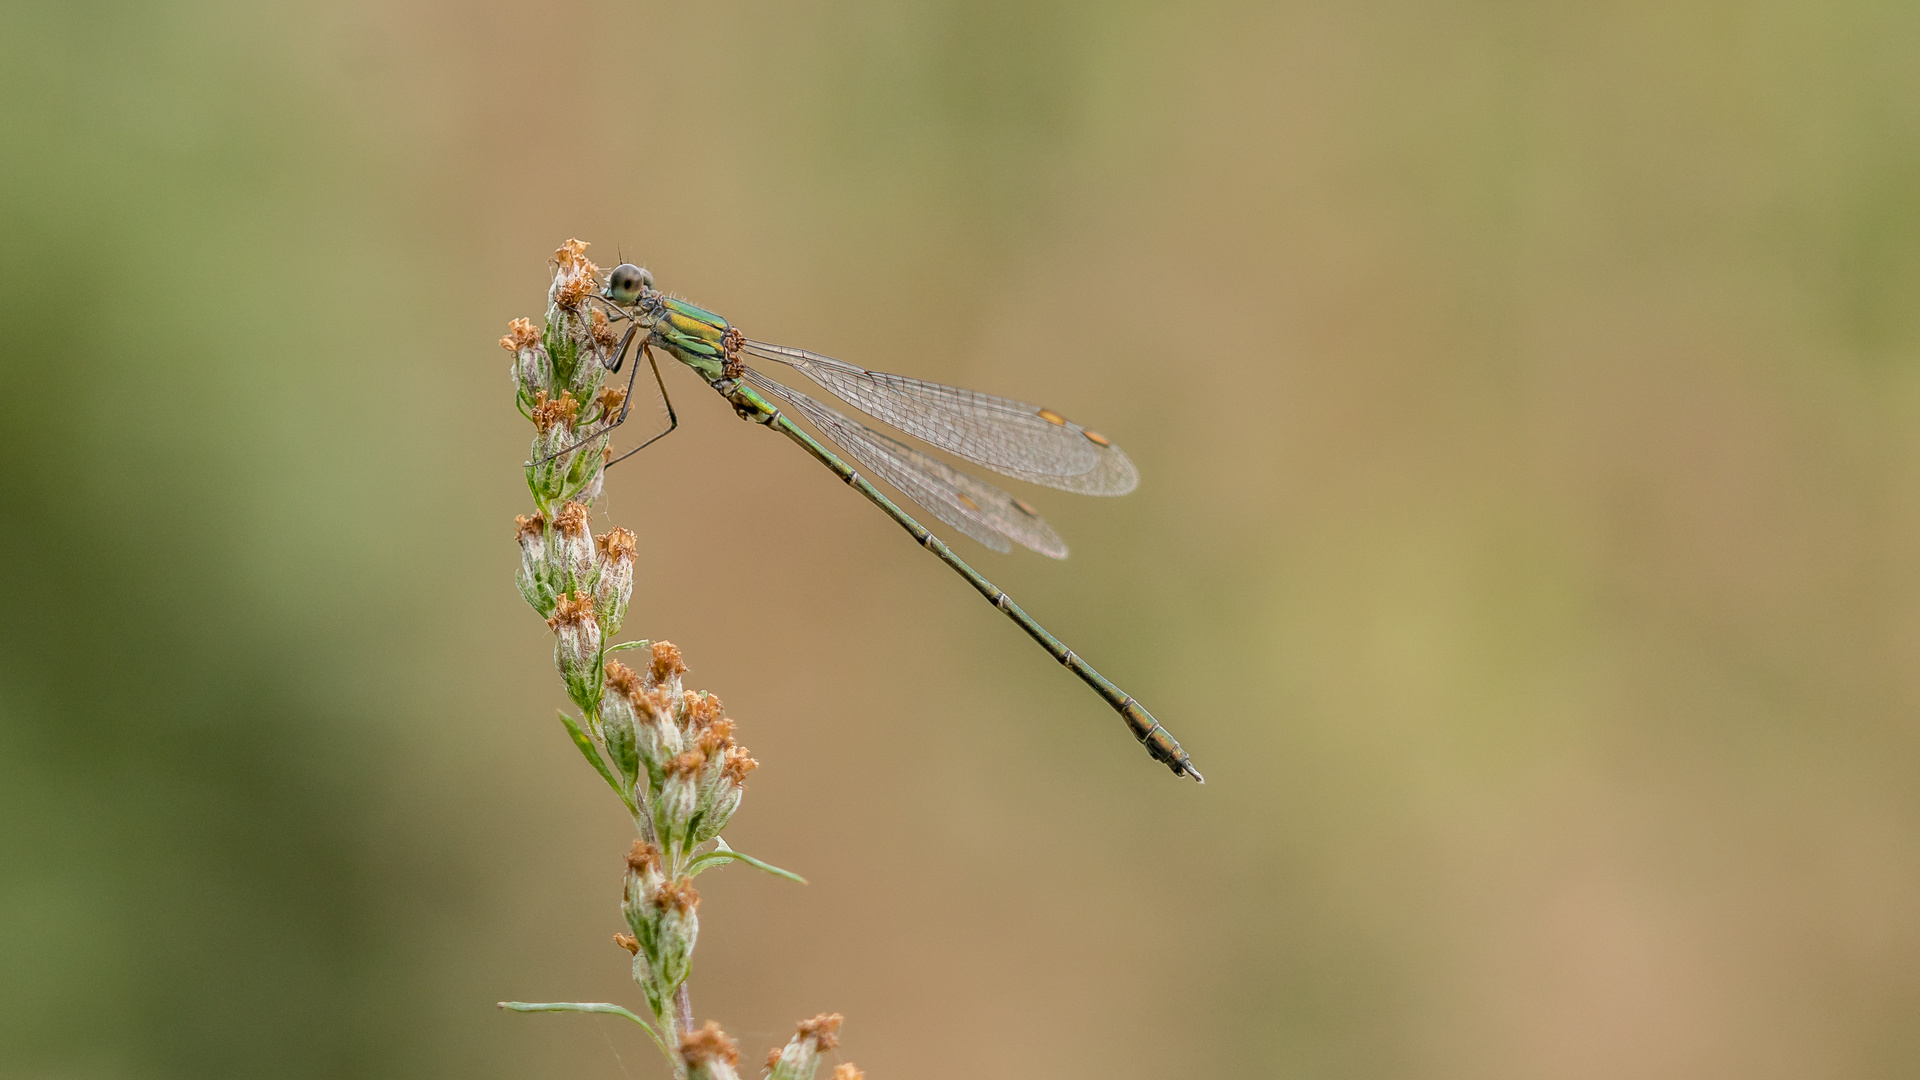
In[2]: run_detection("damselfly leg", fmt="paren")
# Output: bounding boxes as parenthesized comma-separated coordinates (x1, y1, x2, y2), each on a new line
(525, 311, 680, 469)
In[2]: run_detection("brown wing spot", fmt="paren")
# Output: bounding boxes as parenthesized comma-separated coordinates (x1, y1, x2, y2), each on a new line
(957, 494, 980, 512)
(1011, 497, 1039, 517)
(1037, 408, 1067, 426)
(1083, 429, 1112, 447)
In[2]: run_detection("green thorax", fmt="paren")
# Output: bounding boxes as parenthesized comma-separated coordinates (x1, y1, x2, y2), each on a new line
(648, 294, 733, 381)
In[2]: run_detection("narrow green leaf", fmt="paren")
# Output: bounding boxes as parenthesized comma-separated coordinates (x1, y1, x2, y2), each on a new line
(605, 639, 653, 654)
(498, 1001, 665, 1054)
(558, 711, 635, 814)
(688, 839, 807, 884)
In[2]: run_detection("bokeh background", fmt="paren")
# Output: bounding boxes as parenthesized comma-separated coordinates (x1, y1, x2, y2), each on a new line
(4, 1, 1918, 1077)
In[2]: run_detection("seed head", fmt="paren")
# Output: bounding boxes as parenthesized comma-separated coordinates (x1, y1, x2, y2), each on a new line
(613, 933, 639, 955)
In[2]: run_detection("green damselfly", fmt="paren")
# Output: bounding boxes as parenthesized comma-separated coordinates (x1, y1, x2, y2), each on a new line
(543, 258, 1201, 782)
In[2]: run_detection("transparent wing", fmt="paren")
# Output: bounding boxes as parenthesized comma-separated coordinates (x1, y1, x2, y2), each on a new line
(744, 340, 1139, 496)
(744, 369, 1069, 558)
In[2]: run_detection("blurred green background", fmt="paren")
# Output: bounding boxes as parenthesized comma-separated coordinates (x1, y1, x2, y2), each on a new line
(3, 1, 1918, 1077)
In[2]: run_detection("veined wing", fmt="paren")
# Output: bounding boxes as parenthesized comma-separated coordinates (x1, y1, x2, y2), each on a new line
(744, 369, 1069, 559)
(743, 340, 1139, 496)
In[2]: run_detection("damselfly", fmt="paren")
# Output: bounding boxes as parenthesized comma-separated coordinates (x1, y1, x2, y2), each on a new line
(540, 259, 1201, 782)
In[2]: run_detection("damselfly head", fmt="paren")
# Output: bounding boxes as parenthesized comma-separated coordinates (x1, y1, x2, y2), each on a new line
(604, 263, 654, 305)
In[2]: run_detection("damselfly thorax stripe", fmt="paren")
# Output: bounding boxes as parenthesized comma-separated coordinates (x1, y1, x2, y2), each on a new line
(537, 260, 1200, 782)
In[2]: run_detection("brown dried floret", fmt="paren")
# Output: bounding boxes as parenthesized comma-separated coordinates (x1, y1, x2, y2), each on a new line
(637, 686, 676, 723)
(795, 1013, 843, 1050)
(688, 692, 726, 729)
(832, 1066, 864, 1080)
(555, 272, 595, 309)
(613, 932, 639, 955)
(596, 385, 628, 422)
(500, 316, 540, 352)
(514, 512, 545, 540)
(722, 746, 758, 784)
(551, 238, 597, 275)
(697, 718, 735, 757)
(597, 526, 637, 563)
(678, 1021, 737, 1066)
(604, 659, 644, 698)
(666, 751, 706, 781)
(654, 876, 700, 914)
(650, 641, 687, 682)
(546, 591, 595, 630)
(625, 839, 662, 875)
(530, 389, 582, 433)
(589, 308, 619, 348)
(552, 500, 590, 538)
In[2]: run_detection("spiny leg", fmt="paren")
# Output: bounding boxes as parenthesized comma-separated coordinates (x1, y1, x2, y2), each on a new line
(528, 323, 639, 467)
(603, 344, 679, 471)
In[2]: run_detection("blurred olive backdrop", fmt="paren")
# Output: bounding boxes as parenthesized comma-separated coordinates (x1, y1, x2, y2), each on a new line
(4, 1, 1919, 1077)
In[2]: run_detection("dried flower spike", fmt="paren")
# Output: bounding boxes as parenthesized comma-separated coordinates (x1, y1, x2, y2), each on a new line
(501, 244, 840, 1078)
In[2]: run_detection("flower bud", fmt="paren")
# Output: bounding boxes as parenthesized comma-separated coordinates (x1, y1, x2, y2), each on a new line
(546, 591, 601, 699)
(767, 1014, 843, 1080)
(692, 744, 756, 844)
(654, 750, 705, 851)
(501, 316, 551, 398)
(549, 239, 599, 310)
(634, 688, 686, 784)
(649, 876, 700, 990)
(622, 840, 667, 930)
(549, 501, 595, 593)
(679, 1021, 740, 1080)
(514, 513, 554, 617)
(527, 390, 584, 500)
(594, 527, 637, 635)
(645, 641, 687, 702)
(599, 661, 645, 793)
